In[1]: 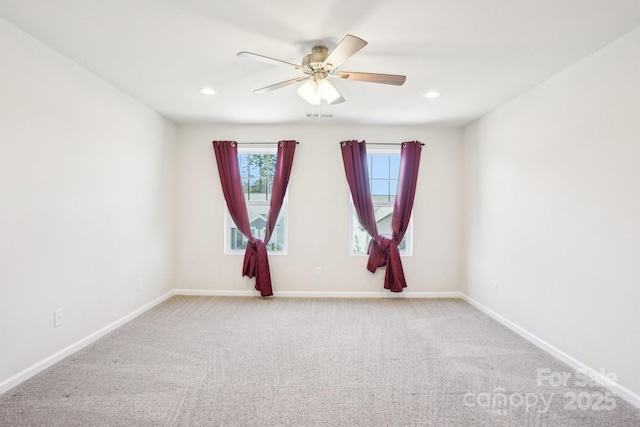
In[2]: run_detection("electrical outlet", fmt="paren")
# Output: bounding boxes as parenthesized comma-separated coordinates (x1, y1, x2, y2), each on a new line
(315, 267, 322, 277)
(54, 309, 64, 328)
(492, 282, 499, 295)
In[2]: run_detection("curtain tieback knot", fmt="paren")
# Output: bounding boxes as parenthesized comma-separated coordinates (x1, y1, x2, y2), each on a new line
(366, 236, 397, 273)
(248, 237, 263, 251)
(367, 237, 406, 293)
(243, 237, 266, 276)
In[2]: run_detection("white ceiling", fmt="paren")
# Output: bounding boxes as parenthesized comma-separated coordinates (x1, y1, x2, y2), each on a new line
(1, 0, 640, 126)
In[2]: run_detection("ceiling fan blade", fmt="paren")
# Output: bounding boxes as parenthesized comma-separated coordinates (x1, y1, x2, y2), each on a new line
(333, 71, 406, 86)
(324, 81, 345, 105)
(237, 51, 305, 70)
(253, 77, 309, 94)
(322, 34, 367, 70)
(329, 95, 346, 105)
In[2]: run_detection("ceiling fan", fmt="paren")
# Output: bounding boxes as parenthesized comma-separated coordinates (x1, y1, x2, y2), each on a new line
(237, 34, 406, 105)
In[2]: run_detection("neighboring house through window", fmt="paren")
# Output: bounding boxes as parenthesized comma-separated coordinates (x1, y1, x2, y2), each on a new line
(351, 150, 412, 255)
(225, 149, 287, 254)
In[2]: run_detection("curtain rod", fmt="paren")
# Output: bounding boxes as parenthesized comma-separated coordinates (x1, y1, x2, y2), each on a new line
(340, 142, 425, 147)
(235, 141, 299, 145)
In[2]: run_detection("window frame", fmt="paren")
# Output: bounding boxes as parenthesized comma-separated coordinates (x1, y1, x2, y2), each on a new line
(349, 149, 413, 257)
(223, 147, 288, 255)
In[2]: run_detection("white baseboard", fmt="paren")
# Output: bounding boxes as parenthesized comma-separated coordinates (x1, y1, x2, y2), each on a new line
(274, 290, 464, 299)
(0, 291, 174, 395)
(174, 289, 256, 297)
(461, 293, 640, 410)
(173, 289, 464, 299)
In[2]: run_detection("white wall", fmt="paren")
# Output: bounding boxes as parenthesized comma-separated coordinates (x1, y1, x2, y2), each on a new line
(0, 18, 176, 385)
(463, 27, 640, 398)
(176, 124, 462, 294)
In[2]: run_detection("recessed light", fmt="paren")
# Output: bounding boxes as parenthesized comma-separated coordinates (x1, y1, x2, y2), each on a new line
(200, 88, 217, 95)
(423, 91, 441, 99)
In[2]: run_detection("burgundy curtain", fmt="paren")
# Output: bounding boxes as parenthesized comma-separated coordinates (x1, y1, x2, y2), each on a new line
(341, 140, 422, 292)
(213, 140, 297, 297)
(340, 141, 379, 238)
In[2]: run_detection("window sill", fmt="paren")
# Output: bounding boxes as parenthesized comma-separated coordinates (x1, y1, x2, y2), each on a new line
(225, 251, 288, 256)
(350, 252, 411, 257)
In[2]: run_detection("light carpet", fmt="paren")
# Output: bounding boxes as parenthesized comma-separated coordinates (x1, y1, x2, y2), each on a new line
(1, 296, 639, 426)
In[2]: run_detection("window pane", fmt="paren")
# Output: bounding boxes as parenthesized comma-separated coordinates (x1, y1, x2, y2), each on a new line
(351, 212, 368, 253)
(351, 206, 409, 255)
(239, 153, 250, 196)
(229, 205, 285, 252)
(238, 154, 247, 172)
(370, 155, 390, 179)
(374, 206, 394, 236)
(239, 153, 277, 202)
(390, 179, 398, 197)
(370, 179, 388, 199)
(367, 153, 400, 203)
(389, 156, 400, 179)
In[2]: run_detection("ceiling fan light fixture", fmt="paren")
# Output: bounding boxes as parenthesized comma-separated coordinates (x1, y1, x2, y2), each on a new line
(317, 79, 341, 103)
(424, 91, 441, 99)
(298, 78, 341, 105)
(200, 88, 217, 95)
(297, 80, 321, 105)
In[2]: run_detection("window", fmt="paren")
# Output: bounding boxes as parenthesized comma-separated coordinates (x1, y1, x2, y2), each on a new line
(350, 151, 412, 255)
(225, 149, 287, 254)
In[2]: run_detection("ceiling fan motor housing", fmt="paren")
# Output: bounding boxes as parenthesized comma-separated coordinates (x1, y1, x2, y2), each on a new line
(302, 45, 329, 69)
